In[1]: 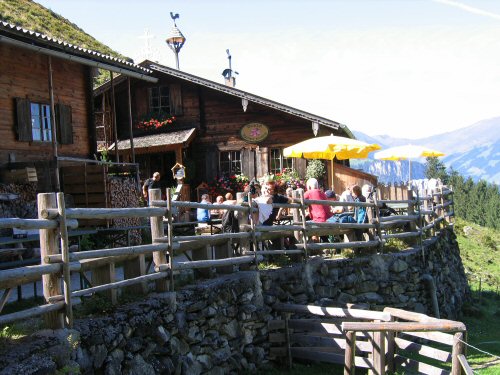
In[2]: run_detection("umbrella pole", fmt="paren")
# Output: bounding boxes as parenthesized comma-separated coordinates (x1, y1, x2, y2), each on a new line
(409, 159, 412, 187)
(331, 159, 334, 189)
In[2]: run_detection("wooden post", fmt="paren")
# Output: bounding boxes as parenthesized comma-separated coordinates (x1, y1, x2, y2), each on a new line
(372, 192, 384, 254)
(38, 193, 64, 329)
(345, 330, 356, 375)
(371, 329, 386, 375)
(292, 190, 302, 243)
(248, 193, 259, 268)
(56, 193, 73, 327)
(149, 188, 168, 291)
(298, 189, 308, 259)
(451, 332, 465, 375)
(91, 262, 117, 304)
(407, 190, 417, 240)
(385, 317, 395, 374)
(166, 188, 175, 289)
(123, 255, 147, 294)
(127, 77, 136, 164)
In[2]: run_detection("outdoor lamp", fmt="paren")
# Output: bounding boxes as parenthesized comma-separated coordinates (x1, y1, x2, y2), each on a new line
(312, 121, 319, 136)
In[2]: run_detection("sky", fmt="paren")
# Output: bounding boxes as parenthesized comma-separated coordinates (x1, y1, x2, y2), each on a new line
(35, 0, 500, 139)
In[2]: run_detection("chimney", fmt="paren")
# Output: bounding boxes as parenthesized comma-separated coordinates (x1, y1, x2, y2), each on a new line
(222, 49, 238, 87)
(224, 76, 236, 87)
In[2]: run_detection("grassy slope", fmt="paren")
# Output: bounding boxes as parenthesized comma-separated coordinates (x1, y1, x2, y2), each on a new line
(0, 0, 126, 59)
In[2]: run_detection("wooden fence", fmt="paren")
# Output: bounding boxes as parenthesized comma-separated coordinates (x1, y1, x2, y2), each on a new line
(0, 186, 454, 331)
(271, 303, 468, 375)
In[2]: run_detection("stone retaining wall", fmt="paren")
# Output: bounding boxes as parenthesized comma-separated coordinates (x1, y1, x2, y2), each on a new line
(0, 229, 469, 374)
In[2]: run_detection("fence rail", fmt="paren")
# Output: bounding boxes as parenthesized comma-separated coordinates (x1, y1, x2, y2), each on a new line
(0, 185, 454, 329)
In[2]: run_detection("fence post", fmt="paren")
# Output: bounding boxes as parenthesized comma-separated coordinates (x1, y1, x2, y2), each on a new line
(248, 193, 259, 268)
(385, 315, 395, 374)
(407, 189, 417, 234)
(38, 193, 64, 329)
(149, 188, 169, 292)
(166, 188, 175, 289)
(371, 327, 386, 375)
(56, 192, 73, 328)
(298, 189, 309, 259)
(372, 192, 383, 254)
(345, 330, 356, 375)
(292, 189, 302, 244)
(451, 332, 465, 375)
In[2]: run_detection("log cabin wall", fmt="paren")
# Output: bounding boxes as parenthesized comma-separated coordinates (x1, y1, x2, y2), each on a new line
(0, 43, 92, 165)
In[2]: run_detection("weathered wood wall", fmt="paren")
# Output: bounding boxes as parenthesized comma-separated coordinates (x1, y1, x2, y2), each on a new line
(0, 43, 92, 165)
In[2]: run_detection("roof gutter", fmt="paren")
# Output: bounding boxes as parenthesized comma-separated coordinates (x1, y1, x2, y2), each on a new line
(0, 34, 158, 83)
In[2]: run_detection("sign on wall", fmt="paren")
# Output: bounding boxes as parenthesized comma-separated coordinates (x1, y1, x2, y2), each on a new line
(240, 123, 269, 143)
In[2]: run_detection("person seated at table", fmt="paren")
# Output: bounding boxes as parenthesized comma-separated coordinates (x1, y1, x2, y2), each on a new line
(276, 187, 294, 221)
(304, 178, 333, 223)
(196, 194, 211, 223)
(253, 182, 274, 224)
(352, 185, 368, 240)
(211, 195, 225, 218)
(224, 192, 237, 205)
(325, 189, 343, 214)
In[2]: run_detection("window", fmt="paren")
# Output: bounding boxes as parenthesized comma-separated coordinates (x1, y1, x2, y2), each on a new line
(30, 103, 52, 142)
(269, 148, 294, 174)
(15, 98, 73, 144)
(149, 86, 171, 114)
(220, 151, 241, 175)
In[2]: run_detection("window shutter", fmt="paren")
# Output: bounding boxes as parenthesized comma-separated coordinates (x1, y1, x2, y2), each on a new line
(56, 103, 73, 144)
(241, 148, 256, 179)
(169, 84, 183, 116)
(15, 98, 32, 141)
(296, 158, 307, 179)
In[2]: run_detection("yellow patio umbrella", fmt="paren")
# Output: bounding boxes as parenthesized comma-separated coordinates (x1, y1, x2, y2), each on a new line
(373, 145, 445, 183)
(283, 134, 381, 188)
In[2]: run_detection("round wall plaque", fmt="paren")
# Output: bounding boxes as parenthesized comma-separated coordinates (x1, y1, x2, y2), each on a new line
(240, 122, 269, 143)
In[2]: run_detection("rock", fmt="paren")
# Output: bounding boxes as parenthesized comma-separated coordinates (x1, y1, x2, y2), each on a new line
(105, 349, 124, 375)
(125, 337, 144, 353)
(320, 263, 329, 276)
(124, 354, 155, 375)
(357, 281, 379, 293)
(196, 354, 212, 369)
(392, 283, 405, 296)
(222, 319, 240, 339)
(414, 303, 426, 314)
(358, 292, 384, 304)
(156, 326, 171, 343)
(91, 344, 108, 369)
(337, 292, 356, 304)
(391, 259, 408, 273)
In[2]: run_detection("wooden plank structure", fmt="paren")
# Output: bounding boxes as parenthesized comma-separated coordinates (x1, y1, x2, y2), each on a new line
(0, 185, 471, 375)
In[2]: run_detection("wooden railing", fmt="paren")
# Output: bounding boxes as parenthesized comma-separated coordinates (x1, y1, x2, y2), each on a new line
(0, 186, 454, 329)
(271, 303, 470, 375)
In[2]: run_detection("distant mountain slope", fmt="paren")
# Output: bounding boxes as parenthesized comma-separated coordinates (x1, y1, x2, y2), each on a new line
(353, 117, 500, 184)
(0, 0, 126, 59)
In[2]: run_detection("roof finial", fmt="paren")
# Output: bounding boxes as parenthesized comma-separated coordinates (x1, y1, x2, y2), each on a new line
(170, 12, 180, 26)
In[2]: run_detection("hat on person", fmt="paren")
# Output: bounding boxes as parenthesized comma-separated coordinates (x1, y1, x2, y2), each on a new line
(325, 190, 336, 198)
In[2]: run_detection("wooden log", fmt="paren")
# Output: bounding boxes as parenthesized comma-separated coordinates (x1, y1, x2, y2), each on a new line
(305, 199, 375, 208)
(385, 316, 395, 374)
(300, 240, 380, 251)
(451, 332, 465, 375)
(149, 189, 168, 292)
(170, 232, 251, 243)
(123, 253, 147, 295)
(342, 321, 466, 333)
(298, 189, 309, 259)
(46, 243, 169, 263)
(401, 331, 455, 346)
(169, 200, 251, 212)
(0, 301, 65, 326)
(255, 224, 304, 232)
(394, 337, 452, 362)
(38, 193, 64, 329)
(242, 249, 303, 256)
(383, 306, 460, 324)
(166, 188, 174, 289)
(382, 231, 421, 240)
(56, 192, 73, 327)
(287, 319, 371, 339)
(345, 331, 356, 375)
(273, 303, 391, 321)
(379, 215, 420, 223)
(378, 200, 417, 205)
(72, 271, 169, 298)
(394, 354, 450, 375)
(0, 288, 13, 313)
(457, 354, 473, 375)
(42, 206, 166, 219)
(156, 254, 261, 272)
(0, 218, 78, 230)
(289, 333, 373, 352)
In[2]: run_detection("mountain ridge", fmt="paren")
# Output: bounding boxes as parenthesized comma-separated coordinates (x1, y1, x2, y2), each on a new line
(353, 117, 500, 184)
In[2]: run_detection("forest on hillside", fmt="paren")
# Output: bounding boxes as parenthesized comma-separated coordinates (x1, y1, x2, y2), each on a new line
(426, 157, 500, 229)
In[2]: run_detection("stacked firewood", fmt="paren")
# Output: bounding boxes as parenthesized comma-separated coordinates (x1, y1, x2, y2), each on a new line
(108, 177, 142, 245)
(0, 183, 37, 219)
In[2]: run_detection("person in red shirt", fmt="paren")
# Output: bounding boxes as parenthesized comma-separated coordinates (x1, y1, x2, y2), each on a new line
(304, 178, 333, 222)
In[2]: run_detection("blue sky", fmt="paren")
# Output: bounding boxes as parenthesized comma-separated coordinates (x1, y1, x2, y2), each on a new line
(36, 0, 500, 138)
